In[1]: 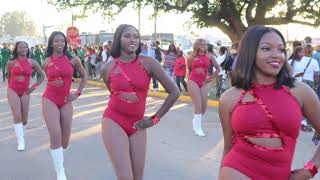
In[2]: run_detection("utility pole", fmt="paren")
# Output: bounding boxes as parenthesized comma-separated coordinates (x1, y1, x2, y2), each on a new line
(137, 1, 141, 32)
(153, 6, 158, 41)
(71, 14, 74, 27)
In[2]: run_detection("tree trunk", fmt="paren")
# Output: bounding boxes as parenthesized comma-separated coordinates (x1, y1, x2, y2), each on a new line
(225, 30, 242, 43)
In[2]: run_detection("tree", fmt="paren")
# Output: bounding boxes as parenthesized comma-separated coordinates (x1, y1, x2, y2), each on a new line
(49, 0, 320, 42)
(0, 11, 38, 37)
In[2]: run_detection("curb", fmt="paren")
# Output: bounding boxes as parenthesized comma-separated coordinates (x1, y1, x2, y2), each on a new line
(75, 79, 219, 107)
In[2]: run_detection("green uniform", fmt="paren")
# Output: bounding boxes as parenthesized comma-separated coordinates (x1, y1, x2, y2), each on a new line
(34, 49, 44, 65)
(30, 50, 35, 59)
(0, 52, 2, 74)
(78, 49, 85, 67)
(1, 48, 11, 81)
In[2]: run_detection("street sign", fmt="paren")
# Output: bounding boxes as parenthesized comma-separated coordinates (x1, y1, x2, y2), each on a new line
(67, 37, 81, 45)
(67, 27, 79, 39)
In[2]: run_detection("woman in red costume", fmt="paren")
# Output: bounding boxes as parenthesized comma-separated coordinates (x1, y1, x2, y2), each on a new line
(219, 25, 320, 180)
(101, 24, 180, 180)
(42, 31, 86, 180)
(6, 41, 44, 151)
(187, 39, 220, 137)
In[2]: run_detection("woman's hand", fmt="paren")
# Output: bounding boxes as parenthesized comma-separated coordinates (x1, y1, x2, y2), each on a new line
(64, 93, 79, 104)
(133, 117, 154, 130)
(205, 75, 214, 84)
(290, 169, 312, 180)
(25, 87, 35, 95)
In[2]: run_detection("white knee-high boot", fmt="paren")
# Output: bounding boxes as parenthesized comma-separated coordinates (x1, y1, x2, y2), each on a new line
(50, 147, 67, 180)
(14, 123, 25, 151)
(193, 114, 206, 137)
(192, 115, 197, 132)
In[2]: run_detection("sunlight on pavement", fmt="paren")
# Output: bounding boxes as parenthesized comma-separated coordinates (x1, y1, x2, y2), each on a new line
(73, 106, 106, 119)
(170, 103, 189, 111)
(78, 92, 109, 99)
(0, 117, 42, 132)
(0, 124, 47, 143)
(200, 138, 224, 161)
(74, 101, 106, 109)
(28, 124, 101, 154)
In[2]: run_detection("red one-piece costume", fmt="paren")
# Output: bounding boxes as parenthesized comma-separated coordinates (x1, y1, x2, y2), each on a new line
(222, 83, 302, 180)
(43, 55, 74, 109)
(188, 54, 210, 87)
(9, 58, 33, 96)
(103, 57, 151, 136)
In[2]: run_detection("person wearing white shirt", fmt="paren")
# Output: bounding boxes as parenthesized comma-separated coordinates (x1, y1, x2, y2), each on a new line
(305, 44, 320, 145)
(102, 43, 108, 63)
(289, 48, 319, 86)
(302, 44, 319, 88)
(102, 41, 112, 63)
(289, 45, 320, 142)
(215, 46, 227, 97)
(289, 46, 309, 82)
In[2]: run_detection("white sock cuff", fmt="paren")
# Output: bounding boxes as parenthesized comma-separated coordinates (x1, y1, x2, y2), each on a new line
(50, 147, 63, 154)
(14, 122, 23, 128)
(194, 114, 202, 120)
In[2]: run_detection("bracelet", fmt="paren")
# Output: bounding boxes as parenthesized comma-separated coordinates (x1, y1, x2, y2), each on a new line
(304, 160, 318, 177)
(151, 114, 160, 125)
(75, 90, 81, 96)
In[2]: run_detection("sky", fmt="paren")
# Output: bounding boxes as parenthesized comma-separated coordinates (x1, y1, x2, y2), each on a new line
(1, 0, 320, 42)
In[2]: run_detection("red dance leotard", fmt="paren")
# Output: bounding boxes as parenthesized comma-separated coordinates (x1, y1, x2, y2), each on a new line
(43, 55, 74, 109)
(8, 58, 33, 96)
(103, 57, 151, 136)
(188, 54, 210, 87)
(222, 83, 302, 180)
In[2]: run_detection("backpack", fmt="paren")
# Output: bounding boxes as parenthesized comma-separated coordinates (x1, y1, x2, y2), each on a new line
(220, 54, 234, 71)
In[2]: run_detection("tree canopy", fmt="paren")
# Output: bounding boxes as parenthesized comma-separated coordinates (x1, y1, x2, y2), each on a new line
(0, 11, 38, 37)
(50, 0, 320, 42)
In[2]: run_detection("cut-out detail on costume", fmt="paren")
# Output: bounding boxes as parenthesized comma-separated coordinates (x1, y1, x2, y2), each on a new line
(104, 57, 151, 136)
(43, 55, 74, 109)
(223, 83, 302, 179)
(9, 59, 33, 96)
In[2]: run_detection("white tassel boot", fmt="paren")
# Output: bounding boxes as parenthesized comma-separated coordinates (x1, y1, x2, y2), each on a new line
(14, 123, 25, 151)
(50, 147, 67, 180)
(194, 114, 206, 137)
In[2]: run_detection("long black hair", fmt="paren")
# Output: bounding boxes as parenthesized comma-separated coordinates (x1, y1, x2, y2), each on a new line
(11, 41, 29, 60)
(110, 24, 142, 58)
(46, 31, 73, 59)
(232, 25, 294, 90)
(166, 44, 178, 55)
